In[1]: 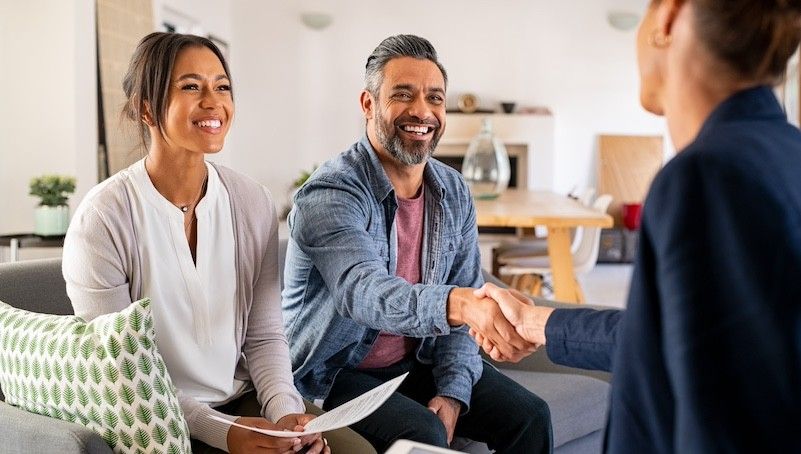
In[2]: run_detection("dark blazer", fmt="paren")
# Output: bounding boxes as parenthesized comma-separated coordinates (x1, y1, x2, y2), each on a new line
(545, 86, 801, 453)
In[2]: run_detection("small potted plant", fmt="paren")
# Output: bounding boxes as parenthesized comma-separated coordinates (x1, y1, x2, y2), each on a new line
(29, 175, 76, 236)
(280, 165, 317, 220)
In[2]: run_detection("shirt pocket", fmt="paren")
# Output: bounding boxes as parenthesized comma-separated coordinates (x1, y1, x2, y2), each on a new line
(438, 234, 462, 281)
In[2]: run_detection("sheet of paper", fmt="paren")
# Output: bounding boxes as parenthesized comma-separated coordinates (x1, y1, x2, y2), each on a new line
(208, 372, 409, 438)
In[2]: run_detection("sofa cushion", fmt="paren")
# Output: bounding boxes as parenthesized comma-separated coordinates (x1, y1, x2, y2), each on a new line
(500, 370, 609, 448)
(0, 298, 191, 454)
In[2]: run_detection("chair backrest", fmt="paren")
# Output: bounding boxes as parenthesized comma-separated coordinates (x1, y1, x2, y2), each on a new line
(569, 187, 597, 252)
(576, 187, 596, 207)
(572, 194, 613, 275)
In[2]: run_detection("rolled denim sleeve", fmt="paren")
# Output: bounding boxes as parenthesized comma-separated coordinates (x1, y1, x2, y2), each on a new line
(431, 192, 484, 411)
(290, 176, 453, 338)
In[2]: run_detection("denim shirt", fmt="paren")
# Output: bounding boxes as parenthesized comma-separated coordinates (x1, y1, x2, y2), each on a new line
(282, 136, 484, 409)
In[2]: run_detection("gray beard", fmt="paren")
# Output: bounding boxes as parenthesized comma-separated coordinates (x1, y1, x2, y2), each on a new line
(375, 111, 439, 166)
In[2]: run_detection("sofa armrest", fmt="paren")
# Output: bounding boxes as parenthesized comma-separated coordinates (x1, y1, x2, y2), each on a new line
(481, 270, 613, 382)
(0, 401, 113, 454)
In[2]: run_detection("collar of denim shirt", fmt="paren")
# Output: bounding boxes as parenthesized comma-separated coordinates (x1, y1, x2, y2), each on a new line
(358, 135, 447, 206)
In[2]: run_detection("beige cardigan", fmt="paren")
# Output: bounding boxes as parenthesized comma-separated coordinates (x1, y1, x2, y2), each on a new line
(63, 162, 305, 451)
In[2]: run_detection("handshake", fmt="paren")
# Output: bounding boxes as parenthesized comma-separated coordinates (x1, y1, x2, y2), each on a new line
(448, 283, 555, 363)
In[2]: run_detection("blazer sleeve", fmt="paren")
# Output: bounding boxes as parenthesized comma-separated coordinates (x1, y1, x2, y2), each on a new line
(545, 308, 622, 372)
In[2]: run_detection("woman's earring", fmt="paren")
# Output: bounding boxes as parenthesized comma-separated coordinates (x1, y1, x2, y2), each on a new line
(649, 29, 672, 48)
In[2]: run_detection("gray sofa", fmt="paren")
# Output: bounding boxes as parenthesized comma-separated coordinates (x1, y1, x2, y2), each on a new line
(0, 258, 113, 454)
(0, 257, 609, 454)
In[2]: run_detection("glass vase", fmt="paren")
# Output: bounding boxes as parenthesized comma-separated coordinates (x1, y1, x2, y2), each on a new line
(461, 118, 511, 199)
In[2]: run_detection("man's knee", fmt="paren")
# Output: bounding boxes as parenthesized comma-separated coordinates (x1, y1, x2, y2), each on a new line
(527, 392, 551, 421)
(517, 392, 553, 435)
(397, 409, 448, 447)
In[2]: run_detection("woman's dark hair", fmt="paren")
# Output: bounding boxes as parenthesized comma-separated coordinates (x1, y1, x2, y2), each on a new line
(659, 0, 801, 83)
(121, 32, 232, 149)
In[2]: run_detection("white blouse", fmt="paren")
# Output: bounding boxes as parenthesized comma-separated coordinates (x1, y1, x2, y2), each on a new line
(128, 159, 246, 405)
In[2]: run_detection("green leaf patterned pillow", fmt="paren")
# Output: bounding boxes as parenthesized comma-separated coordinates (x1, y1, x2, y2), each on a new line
(0, 298, 191, 454)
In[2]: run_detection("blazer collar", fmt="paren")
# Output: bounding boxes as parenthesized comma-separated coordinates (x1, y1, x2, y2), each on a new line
(698, 85, 786, 137)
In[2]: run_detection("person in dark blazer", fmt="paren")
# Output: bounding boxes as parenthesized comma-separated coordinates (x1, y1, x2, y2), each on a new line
(472, 0, 801, 452)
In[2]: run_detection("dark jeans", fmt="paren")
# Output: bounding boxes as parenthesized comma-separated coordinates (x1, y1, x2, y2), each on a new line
(324, 359, 553, 454)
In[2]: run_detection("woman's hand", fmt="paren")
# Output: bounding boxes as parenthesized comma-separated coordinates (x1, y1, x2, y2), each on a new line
(227, 416, 302, 454)
(276, 414, 330, 454)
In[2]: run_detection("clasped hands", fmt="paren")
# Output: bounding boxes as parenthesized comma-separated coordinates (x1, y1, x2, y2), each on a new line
(449, 283, 554, 362)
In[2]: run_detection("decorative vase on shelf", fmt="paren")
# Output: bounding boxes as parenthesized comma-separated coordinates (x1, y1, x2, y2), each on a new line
(461, 118, 511, 199)
(34, 205, 70, 236)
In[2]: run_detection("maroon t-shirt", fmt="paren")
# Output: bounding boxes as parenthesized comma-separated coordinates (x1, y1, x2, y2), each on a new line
(358, 189, 424, 369)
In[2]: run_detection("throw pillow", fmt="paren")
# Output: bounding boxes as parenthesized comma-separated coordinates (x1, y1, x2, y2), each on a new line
(0, 298, 191, 454)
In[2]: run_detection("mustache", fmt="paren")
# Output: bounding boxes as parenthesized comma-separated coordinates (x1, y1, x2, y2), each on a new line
(393, 116, 440, 128)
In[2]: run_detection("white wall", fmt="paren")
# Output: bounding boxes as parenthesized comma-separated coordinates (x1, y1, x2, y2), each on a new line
(0, 0, 97, 236)
(0, 0, 233, 236)
(1, 0, 667, 235)
(227, 0, 668, 207)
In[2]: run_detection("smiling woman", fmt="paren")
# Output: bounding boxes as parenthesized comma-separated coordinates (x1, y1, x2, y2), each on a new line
(60, 32, 345, 454)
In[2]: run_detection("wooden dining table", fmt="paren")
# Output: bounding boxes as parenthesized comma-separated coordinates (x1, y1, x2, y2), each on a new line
(474, 189, 614, 303)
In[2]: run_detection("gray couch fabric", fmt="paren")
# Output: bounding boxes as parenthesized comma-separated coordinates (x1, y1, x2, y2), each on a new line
(0, 401, 113, 454)
(501, 371, 608, 447)
(0, 258, 111, 454)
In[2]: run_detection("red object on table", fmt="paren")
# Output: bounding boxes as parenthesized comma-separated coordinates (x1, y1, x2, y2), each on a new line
(622, 203, 643, 230)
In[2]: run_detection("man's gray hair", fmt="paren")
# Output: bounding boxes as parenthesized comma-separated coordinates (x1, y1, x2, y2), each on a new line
(364, 34, 448, 97)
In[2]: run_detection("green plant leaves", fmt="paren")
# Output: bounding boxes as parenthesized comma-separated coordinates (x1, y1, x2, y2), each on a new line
(136, 405, 152, 425)
(102, 429, 119, 448)
(120, 407, 135, 428)
(153, 424, 168, 445)
(153, 400, 168, 420)
(28, 174, 76, 207)
(123, 333, 138, 355)
(121, 357, 137, 381)
(107, 336, 122, 359)
(103, 386, 118, 407)
(137, 380, 153, 401)
(103, 409, 119, 429)
(90, 363, 102, 385)
(104, 362, 119, 382)
(134, 428, 151, 449)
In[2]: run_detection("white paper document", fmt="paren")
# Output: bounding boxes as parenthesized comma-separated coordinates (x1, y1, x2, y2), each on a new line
(208, 372, 409, 437)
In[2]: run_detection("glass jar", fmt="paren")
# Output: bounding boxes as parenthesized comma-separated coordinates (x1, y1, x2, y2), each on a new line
(461, 118, 511, 199)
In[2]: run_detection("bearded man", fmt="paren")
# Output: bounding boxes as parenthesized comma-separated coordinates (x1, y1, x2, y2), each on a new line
(281, 35, 551, 453)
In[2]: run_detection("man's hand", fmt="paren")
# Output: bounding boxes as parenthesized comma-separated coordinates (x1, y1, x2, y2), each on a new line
(276, 414, 330, 454)
(427, 396, 461, 444)
(470, 284, 555, 361)
(227, 416, 301, 454)
(447, 287, 538, 361)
